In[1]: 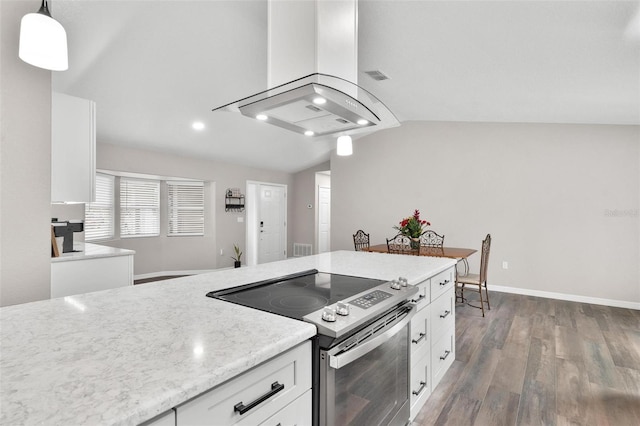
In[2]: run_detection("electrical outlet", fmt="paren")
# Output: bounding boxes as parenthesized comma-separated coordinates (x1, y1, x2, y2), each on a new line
(220, 249, 224, 256)
(502, 261, 508, 269)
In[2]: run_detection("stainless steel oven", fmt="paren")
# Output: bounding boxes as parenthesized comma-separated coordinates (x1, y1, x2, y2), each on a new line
(208, 269, 417, 426)
(318, 303, 414, 426)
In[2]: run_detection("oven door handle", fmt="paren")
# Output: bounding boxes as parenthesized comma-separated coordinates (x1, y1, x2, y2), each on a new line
(328, 307, 415, 370)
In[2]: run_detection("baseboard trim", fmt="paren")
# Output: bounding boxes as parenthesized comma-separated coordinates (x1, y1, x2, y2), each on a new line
(490, 285, 640, 311)
(134, 269, 216, 281)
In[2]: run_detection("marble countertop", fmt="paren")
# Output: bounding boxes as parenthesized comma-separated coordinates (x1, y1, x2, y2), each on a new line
(51, 242, 135, 263)
(1, 250, 454, 425)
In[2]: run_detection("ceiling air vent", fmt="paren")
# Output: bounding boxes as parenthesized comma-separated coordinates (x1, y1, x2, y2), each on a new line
(335, 118, 349, 124)
(306, 104, 322, 112)
(364, 70, 390, 81)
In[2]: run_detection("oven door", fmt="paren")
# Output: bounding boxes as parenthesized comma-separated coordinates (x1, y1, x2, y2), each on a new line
(318, 304, 414, 426)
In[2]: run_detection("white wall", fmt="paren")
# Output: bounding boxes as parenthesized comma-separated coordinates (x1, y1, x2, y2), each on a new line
(290, 161, 330, 254)
(331, 121, 640, 305)
(94, 143, 293, 275)
(0, 1, 53, 306)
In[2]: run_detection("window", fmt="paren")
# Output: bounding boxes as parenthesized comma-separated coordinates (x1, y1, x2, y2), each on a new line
(120, 178, 160, 238)
(85, 173, 115, 241)
(167, 181, 205, 236)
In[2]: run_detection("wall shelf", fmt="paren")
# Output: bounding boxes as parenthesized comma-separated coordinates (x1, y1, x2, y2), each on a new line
(225, 189, 245, 212)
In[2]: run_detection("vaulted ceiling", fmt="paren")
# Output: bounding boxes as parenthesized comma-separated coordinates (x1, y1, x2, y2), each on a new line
(52, 1, 640, 173)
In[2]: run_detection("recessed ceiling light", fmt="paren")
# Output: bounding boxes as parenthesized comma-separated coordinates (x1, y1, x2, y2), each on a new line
(357, 119, 369, 125)
(304, 130, 314, 136)
(256, 114, 268, 121)
(312, 97, 326, 105)
(192, 121, 205, 130)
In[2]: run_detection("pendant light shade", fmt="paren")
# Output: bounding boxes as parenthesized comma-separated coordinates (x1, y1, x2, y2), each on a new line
(19, 1, 68, 71)
(337, 135, 353, 156)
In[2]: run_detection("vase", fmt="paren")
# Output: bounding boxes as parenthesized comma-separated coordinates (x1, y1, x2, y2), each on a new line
(234, 260, 241, 268)
(410, 238, 420, 251)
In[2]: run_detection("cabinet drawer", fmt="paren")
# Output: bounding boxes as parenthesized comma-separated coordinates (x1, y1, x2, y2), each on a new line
(140, 409, 175, 426)
(410, 278, 430, 310)
(259, 389, 311, 426)
(430, 267, 454, 302)
(410, 304, 430, 362)
(409, 352, 431, 421)
(431, 331, 455, 391)
(176, 341, 311, 426)
(430, 291, 455, 344)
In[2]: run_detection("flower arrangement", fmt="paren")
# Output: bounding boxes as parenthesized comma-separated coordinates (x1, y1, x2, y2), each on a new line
(394, 209, 431, 239)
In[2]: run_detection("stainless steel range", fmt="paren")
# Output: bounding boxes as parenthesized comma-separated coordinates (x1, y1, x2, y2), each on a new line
(208, 269, 417, 426)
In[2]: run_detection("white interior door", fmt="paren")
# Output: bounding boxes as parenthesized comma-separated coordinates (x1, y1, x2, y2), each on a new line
(318, 186, 331, 253)
(257, 184, 287, 264)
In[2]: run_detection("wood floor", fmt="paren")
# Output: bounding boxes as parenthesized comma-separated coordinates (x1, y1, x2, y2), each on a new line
(413, 291, 640, 426)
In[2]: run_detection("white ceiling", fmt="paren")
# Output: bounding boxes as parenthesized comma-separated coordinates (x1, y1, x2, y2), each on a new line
(52, 1, 640, 173)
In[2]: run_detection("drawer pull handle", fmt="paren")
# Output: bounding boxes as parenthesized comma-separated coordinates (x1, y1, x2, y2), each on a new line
(439, 279, 450, 286)
(440, 350, 451, 361)
(234, 381, 285, 415)
(411, 294, 426, 304)
(412, 381, 427, 396)
(411, 332, 426, 344)
(439, 310, 451, 319)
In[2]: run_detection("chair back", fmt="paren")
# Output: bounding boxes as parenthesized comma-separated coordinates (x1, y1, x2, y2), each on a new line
(420, 230, 445, 247)
(386, 234, 413, 254)
(353, 229, 370, 251)
(479, 234, 492, 283)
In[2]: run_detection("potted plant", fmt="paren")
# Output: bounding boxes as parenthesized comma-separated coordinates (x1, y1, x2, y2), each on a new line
(231, 244, 243, 268)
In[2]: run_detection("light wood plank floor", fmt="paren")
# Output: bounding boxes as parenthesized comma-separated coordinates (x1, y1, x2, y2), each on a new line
(413, 291, 640, 426)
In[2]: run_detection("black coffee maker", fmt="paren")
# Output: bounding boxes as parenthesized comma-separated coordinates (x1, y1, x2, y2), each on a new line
(51, 218, 84, 253)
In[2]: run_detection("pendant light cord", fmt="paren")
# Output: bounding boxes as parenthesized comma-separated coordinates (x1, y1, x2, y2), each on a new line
(37, 0, 51, 18)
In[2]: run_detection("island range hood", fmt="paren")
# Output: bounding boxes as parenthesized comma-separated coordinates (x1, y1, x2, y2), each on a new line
(212, 0, 399, 138)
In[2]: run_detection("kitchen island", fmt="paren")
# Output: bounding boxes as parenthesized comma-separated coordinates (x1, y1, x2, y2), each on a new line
(1, 251, 455, 425)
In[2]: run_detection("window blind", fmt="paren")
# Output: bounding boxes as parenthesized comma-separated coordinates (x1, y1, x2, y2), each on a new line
(167, 181, 205, 236)
(85, 173, 115, 241)
(120, 178, 160, 238)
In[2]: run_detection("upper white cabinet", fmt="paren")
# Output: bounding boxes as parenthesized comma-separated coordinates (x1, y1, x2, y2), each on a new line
(51, 92, 96, 203)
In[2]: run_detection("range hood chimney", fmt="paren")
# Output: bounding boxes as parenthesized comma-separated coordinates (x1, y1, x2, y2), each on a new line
(213, 0, 399, 138)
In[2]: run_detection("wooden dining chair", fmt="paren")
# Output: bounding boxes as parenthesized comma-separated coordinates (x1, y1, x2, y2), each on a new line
(455, 234, 491, 316)
(419, 230, 445, 247)
(352, 229, 370, 251)
(386, 234, 416, 255)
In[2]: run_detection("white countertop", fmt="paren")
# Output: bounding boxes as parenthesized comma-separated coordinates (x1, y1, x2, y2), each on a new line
(1, 250, 454, 425)
(51, 242, 135, 263)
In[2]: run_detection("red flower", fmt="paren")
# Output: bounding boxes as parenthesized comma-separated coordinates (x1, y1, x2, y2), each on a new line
(393, 209, 431, 238)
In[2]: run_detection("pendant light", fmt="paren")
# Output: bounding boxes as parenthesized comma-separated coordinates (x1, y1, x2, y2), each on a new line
(19, 0, 68, 71)
(337, 135, 353, 156)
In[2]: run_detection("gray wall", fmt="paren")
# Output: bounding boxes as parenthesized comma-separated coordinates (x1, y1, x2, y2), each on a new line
(93, 142, 294, 275)
(290, 161, 330, 254)
(331, 121, 640, 304)
(0, 1, 53, 306)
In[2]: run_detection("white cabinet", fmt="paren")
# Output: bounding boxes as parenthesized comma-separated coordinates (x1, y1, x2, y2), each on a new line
(140, 409, 176, 426)
(51, 92, 96, 203)
(176, 341, 311, 426)
(409, 266, 456, 420)
(51, 250, 134, 298)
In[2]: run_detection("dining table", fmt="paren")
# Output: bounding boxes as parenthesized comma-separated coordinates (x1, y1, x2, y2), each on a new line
(363, 244, 477, 275)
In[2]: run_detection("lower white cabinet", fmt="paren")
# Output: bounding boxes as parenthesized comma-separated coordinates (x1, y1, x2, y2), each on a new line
(51, 254, 134, 298)
(409, 352, 431, 416)
(259, 389, 311, 426)
(176, 341, 311, 426)
(140, 409, 176, 426)
(409, 266, 456, 421)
